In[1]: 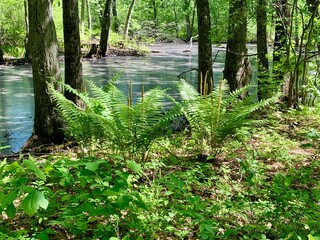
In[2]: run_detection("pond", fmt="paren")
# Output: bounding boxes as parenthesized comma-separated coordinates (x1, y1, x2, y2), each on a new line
(0, 43, 254, 154)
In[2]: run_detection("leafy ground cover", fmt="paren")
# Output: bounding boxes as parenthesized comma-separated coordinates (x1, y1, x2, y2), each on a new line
(0, 107, 319, 240)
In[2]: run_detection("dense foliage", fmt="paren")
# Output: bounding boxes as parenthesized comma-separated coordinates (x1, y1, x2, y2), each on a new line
(0, 105, 319, 239)
(0, 0, 246, 57)
(1, 81, 320, 239)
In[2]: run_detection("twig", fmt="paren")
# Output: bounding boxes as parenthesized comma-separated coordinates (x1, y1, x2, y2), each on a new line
(177, 68, 198, 78)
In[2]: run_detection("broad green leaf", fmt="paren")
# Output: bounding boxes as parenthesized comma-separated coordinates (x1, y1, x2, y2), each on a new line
(284, 176, 292, 187)
(44, 164, 54, 174)
(5, 203, 16, 219)
(36, 232, 49, 240)
(21, 190, 49, 216)
(60, 195, 71, 202)
(117, 195, 132, 210)
(308, 234, 320, 240)
(127, 161, 143, 175)
(2, 189, 19, 208)
(6, 161, 22, 172)
(23, 160, 46, 181)
(85, 162, 99, 172)
(22, 185, 36, 193)
(102, 189, 119, 196)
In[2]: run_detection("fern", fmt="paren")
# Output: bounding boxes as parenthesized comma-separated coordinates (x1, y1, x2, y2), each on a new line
(176, 79, 279, 155)
(49, 80, 178, 160)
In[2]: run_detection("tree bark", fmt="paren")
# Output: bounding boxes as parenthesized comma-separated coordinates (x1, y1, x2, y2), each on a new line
(195, 0, 213, 95)
(86, 0, 92, 41)
(0, 23, 4, 63)
(24, 0, 31, 61)
(63, 0, 84, 105)
(273, 0, 289, 82)
(184, 0, 195, 41)
(99, 0, 113, 57)
(224, 0, 251, 92)
(151, 0, 157, 29)
(257, 0, 270, 100)
(0, 41, 4, 63)
(112, 0, 119, 33)
(81, 0, 85, 38)
(27, 0, 64, 144)
(123, 0, 136, 40)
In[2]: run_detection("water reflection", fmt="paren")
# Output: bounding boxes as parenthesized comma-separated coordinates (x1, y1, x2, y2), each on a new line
(0, 46, 227, 154)
(0, 66, 34, 153)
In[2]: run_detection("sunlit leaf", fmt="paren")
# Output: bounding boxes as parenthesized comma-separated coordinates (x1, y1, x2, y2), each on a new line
(23, 160, 46, 181)
(85, 162, 99, 171)
(308, 234, 320, 240)
(21, 190, 49, 216)
(127, 160, 143, 175)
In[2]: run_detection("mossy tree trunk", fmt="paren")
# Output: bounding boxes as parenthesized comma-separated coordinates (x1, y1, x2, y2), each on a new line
(257, 0, 270, 100)
(27, 0, 64, 144)
(196, 0, 213, 95)
(273, 0, 289, 87)
(63, 0, 84, 105)
(99, 0, 113, 57)
(224, 0, 251, 93)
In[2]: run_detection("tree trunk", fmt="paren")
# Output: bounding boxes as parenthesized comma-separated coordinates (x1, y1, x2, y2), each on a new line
(173, 0, 179, 37)
(86, 0, 92, 41)
(81, 0, 85, 39)
(0, 40, 4, 63)
(272, 0, 292, 105)
(273, 0, 289, 83)
(123, 0, 136, 40)
(184, 0, 195, 41)
(224, 0, 251, 93)
(27, 0, 64, 144)
(151, 0, 157, 29)
(85, 43, 98, 58)
(63, 0, 84, 105)
(99, 0, 113, 57)
(257, 0, 270, 100)
(195, 0, 213, 95)
(0, 22, 4, 63)
(112, 0, 119, 33)
(24, 0, 31, 61)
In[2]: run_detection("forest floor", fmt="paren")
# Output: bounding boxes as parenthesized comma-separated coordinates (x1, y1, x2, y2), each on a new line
(0, 106, 319, 239)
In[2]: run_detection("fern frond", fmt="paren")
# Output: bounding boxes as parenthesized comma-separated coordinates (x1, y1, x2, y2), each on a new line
(48, 84, 84, 122)
(178, 79, 200, 101)
(49, 79, 181, 160)
(177, 79, 280, 154)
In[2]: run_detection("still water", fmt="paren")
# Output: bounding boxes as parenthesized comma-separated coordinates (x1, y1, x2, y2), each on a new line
(0, 44, 229, 154)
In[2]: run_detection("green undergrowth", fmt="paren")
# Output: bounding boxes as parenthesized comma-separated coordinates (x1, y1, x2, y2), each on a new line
(0, 108, 319, 239)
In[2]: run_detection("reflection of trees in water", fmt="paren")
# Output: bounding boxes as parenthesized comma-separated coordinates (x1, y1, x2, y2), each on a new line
(0, 50, 230, 152)
(0, 67, 33, 153)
